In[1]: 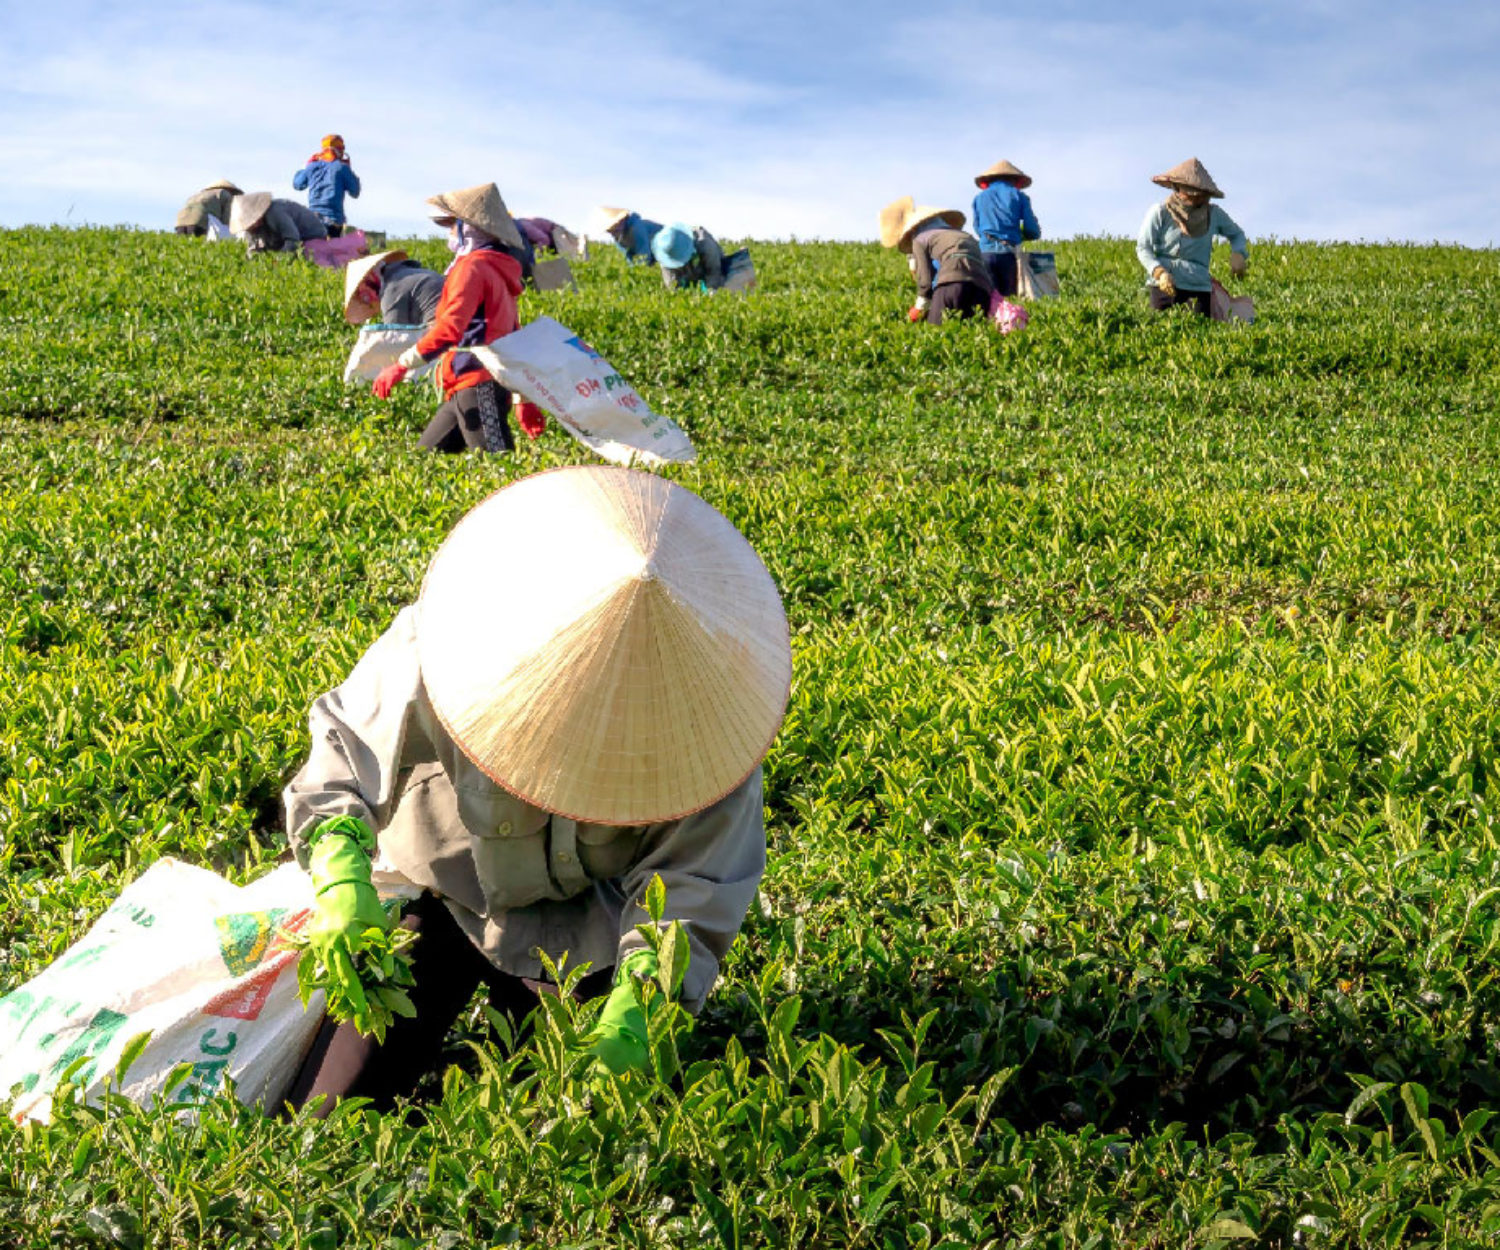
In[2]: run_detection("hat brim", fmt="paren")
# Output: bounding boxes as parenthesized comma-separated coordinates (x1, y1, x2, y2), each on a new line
(1152, 174, 1223, 198)
(897, 208, 965, 252)
(343, 249, 407, 323)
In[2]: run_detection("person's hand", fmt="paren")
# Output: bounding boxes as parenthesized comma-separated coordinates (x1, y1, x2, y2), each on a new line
(587, 949, 658, 1077)
(1152, 266, 1176, 297)
(1230, 252, 1248, 277)
(372, 364, 408, 399)
(515, 400, 546, 439)
(907, 305, 925, 323)
(306, 817, 390, 956)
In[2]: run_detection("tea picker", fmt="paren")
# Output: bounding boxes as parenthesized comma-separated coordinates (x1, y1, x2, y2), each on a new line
(282, 466, 792, 1115)
(174, 178, 241, 237)
(1136, 157, 1249, 316)
(229, 192, 328, 257)
(598, 206, 664, 264)
(652, 223, 728, 291)
(292, 133, 361, 238)
(343, 250, 444, 327)
(368, 182, 541, 452)
(971, 160, 1041, 297)
(879, 197, 994, 324)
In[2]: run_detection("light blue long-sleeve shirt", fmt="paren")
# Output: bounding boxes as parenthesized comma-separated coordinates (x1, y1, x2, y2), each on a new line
(971, 182, 1041, 251)
(1135, 201, 1247, 292)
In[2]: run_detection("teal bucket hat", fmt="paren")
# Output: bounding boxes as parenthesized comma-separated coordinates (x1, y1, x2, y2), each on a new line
(652, 223, 697, 269)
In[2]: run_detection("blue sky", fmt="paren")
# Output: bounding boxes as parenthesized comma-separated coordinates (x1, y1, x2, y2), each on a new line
(2, 0, 1496, 245)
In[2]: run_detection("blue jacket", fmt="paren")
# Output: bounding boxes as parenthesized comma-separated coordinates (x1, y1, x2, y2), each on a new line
(614, 213, 663, 264)
(292, 160, 361, 226)
(971, 182, 1041, 251)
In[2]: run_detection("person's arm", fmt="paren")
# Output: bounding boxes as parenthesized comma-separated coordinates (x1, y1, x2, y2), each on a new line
(1021, 193, 1041, 242)
(343, 165, 361, 200)
(1136, 204, 1167, 275)
(282, 608, 426, 866)
(1212, 206, 1248, 259)
(614, 770, 767, 1014)
(696, 229, 725, 289)
(292, 166, 310, 192)
(912, 233, 936, 302)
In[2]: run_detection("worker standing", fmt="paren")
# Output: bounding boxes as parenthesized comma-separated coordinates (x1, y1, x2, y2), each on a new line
(971, 160, 1041, 297)
(369, 183, 526, 453)
(292, 134, 361, 238)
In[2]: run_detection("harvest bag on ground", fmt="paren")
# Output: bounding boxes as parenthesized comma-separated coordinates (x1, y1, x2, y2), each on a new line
(469, 315, 696, 466)
(722, 249, 757, 293)
(1017, 251, 1061, 299)
(0, 860, 324, 1123)
(1209, 278, 1255, 324)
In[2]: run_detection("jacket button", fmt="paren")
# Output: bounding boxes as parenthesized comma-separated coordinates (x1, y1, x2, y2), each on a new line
(557, 850, 575, 864)
(496, 820, 512, 836)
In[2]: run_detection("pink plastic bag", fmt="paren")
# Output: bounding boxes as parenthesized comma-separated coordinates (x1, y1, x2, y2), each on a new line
(988, 290, 1029, 334)
(303, 230, 368, 269)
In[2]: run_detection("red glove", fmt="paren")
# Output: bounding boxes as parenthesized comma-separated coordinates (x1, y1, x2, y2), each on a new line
(515, 400, 546, 439)
(907, 306, 925, 323)
(372, 364, 408, 399)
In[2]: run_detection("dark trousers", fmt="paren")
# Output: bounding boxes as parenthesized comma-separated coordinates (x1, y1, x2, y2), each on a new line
(174, 225, 205, 237)
(285, 892, 613, 1117)
(927, 281, 991, 324)
(419, 380, 515, 454)
(982, 250, 1020, 297)
(324, 223, 345, 238)
(1149, 286, 1211, 316)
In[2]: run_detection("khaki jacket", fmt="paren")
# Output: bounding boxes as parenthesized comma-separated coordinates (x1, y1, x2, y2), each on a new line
(282, 607, 766, 1012)
(175, 187, 236, 232)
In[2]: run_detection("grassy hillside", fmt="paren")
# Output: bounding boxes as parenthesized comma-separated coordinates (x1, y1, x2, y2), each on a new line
(2, 227, 1499, 1246)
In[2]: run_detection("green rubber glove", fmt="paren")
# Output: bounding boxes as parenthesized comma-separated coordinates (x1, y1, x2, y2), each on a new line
(305, 817, 391, 1001)
(588, 949, 659, 1077)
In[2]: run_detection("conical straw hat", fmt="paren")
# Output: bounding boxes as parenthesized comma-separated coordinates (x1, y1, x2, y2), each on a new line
(1152, 157, 1223, 197)
(896, 204, 965, 253)
(598, 206, 633, 232)
(974, 159, 1031, 189)
(229, 191, 271, 234)
(417, 466, 793, 826)
(878, 196, 916, 249)
(425, 182, 526, 250)
(206, 178, 243, 194)
(343, 250, 407, 323)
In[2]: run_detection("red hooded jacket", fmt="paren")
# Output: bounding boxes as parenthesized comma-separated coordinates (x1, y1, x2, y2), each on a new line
(414, 249, 524, 397)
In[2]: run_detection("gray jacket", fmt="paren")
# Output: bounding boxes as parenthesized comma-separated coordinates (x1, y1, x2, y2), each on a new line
(379, 260, 444, 325)
(282, 607, 767, 1012)
(662, 227, 726, 291)
(910, 227, 992, 300)
(246, 199, 328, 254)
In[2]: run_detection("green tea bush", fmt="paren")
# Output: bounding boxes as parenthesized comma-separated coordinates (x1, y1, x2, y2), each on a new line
(1, 226, 1499, 1245)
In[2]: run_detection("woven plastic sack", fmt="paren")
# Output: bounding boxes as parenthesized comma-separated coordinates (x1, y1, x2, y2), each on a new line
(343, 325, 437, 385)
(0, 860, 323, 1123)
(1210, 278, 1255, 324)
(1016, 250, 1061, 299)
(721, 249, 757, 293)
(469, 316, 696, 466)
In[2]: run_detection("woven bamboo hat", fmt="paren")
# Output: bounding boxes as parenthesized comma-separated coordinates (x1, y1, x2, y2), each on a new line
(229, 191, 272, 234)
(878, 196, 915, 249)
(206, 178, 243, 194)
(425, 182, 526, 250)
(896, 204, 965, 254)
(1152, 157, 1223, 198)
(417, 466, 793, 825)
(974, 159, 1032, 189)
(342, 250, 407, 324)
(598, 206, 632, 233)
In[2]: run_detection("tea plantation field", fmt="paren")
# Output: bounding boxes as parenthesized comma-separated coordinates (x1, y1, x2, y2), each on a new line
(2, 226, 1499, 1247)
